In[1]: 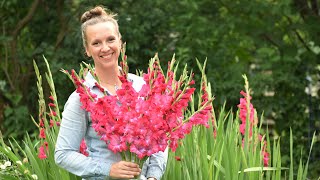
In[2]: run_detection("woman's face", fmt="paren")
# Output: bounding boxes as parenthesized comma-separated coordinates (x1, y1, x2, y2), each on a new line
(85, 21, 121, 70)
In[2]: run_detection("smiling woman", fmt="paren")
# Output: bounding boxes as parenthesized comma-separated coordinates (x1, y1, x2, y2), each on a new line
(81, 7, 123, 95)
(54, 5, 167, 180)
(84, 21, 122, 93)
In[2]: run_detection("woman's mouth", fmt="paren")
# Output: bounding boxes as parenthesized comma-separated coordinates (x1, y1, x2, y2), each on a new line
(100, 53, 113, 59)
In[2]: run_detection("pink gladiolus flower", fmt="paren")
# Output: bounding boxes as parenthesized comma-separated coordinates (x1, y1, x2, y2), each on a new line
(39, 118, 44, 127)
(50, 110, 57, 117)
(49, 96, 54, 101)
(49, 119, 54, 127)
(237, 90, 256, 136)
(108, 135, 127, 153)
(79, 139, 89, 156)
(188, 80, 195, 86)
(44, 141, 49, 150)
(263, 151, 269, 166)
(239, 124, 246, 135)
(175, 156, 182, 161)
(238, 90, 269, 167)
(48, 103, 56, 107)
(56, 121, 61, 126)
(212, 128, 217, 138)
(39, 128, 46, 139)
(95, 82, 105, 93)
(38, 146, 47, 159)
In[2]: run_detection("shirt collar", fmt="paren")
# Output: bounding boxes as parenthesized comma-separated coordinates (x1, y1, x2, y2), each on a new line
(84, 71, 97, 89)
(84, 69, 134, 89)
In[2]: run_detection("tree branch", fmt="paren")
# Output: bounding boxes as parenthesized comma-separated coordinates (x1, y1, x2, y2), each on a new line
(293, 0, 311, 19)
(310, 0, 319, 16)
(9, 0, 40, 90)
(55, 0, 68, 49)
(261, 34, 280, 48)
(12, 0, 40, 39)
(285, 15, 312, 52)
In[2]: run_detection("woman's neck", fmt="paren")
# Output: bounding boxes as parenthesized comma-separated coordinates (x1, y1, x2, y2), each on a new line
(95, 66, 122, 88)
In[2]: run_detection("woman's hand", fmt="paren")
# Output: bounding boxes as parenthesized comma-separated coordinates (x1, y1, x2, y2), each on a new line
(109, 161, 141, 179)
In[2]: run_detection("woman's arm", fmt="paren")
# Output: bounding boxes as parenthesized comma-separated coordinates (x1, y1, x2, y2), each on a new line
(145, 147, 168, 180)
(54, 92, 112, 177)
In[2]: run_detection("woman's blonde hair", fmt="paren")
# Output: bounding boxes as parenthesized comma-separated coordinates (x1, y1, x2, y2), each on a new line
(80, 5, 121, 48)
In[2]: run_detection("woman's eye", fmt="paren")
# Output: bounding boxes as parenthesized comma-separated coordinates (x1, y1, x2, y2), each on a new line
(108, 38, 115, 42)
(92, 42, 100, 46)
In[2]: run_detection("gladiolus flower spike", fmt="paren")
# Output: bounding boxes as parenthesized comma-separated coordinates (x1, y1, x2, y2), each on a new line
(237, 75, 269, 166)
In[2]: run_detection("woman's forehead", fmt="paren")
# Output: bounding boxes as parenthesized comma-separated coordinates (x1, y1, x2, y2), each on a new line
(86, 21, 117, 33)
(86, 22, 119, 39)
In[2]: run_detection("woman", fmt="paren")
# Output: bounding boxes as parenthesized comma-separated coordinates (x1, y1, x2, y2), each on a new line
(54, 5, 167, 180)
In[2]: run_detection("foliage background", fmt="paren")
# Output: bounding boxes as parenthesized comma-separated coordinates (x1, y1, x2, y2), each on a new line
(0, 0, 319, 178)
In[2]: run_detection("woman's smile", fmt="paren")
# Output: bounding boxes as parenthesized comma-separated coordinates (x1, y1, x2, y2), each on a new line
(100, 52, 113, 60)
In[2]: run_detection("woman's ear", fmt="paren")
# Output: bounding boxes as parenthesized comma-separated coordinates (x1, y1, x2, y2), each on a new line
(85, 47, 91, 57)
(84, 51, 90, 58)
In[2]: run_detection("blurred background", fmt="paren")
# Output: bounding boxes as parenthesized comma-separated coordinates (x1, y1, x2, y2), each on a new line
(1, 0, 319, 178)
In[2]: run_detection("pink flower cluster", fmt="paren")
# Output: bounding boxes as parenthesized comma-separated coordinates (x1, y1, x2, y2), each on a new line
(237, 91, 269, 166)
(37, 95, 89, 159)
(69, 60, 213, 159)
(37, 95, 58, 160)
(80, 139, 89, 157)
(38, 142, 48, 159)
(238, 91, 257, 136)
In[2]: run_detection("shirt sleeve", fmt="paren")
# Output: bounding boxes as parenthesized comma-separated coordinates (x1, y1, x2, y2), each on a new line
(145, 147, 168, 180)
(54, 92, 112, 178)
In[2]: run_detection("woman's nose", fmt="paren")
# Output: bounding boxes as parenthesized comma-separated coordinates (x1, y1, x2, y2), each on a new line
(101, 43, 110, 52)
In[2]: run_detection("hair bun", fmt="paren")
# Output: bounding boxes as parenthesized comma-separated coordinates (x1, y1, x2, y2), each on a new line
(81, 6, 107, 23)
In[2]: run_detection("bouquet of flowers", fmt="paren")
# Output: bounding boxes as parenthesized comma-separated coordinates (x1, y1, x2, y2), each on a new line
(63, 47, 214, 167)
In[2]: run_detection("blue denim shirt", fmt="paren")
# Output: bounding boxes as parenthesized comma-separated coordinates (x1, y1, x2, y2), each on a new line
(55, 72, 168, 180)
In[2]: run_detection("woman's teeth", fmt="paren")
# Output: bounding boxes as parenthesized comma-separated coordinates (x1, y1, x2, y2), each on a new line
(100, 54, 112, 58)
